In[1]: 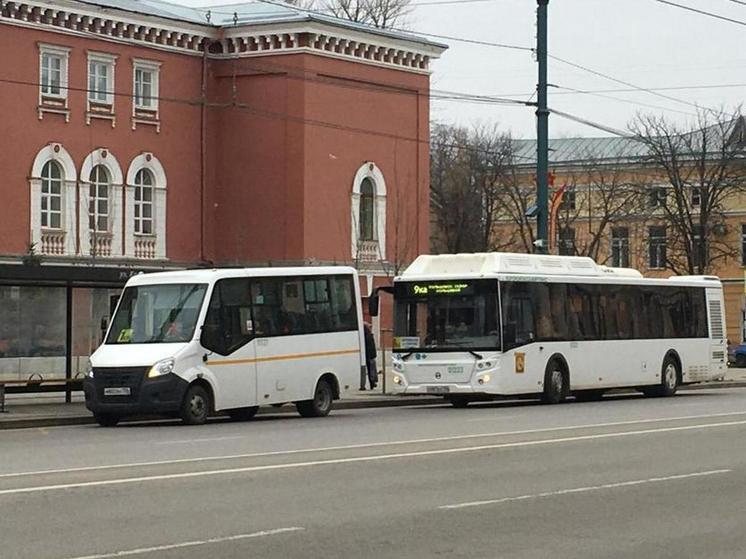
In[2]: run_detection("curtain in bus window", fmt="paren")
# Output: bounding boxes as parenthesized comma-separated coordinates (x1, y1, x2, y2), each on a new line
(566, 285, 598, 340)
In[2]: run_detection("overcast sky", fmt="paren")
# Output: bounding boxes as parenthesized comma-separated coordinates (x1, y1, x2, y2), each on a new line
(181, 0, 746, 139)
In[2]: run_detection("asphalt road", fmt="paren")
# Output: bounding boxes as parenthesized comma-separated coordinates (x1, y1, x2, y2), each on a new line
(3, 388, 746, 559)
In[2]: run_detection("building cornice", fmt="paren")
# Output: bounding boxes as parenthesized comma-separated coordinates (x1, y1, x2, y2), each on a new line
(1, 0, 442, 71)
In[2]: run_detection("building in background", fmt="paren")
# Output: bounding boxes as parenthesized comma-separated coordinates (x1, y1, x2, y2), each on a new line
(0, 0, 445, 384)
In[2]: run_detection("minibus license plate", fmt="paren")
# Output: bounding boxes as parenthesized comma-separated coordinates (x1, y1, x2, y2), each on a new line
(427, 386, 450, 394)
(104, 387, 131, 396)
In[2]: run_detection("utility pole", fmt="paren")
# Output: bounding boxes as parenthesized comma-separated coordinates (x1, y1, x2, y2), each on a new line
(536, 0, 549, 254)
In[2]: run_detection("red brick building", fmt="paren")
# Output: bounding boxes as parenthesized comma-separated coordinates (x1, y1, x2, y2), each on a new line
(0, 0, 445, 383)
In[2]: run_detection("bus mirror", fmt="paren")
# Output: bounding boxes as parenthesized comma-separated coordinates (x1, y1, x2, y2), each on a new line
(368, 294, 380, 317)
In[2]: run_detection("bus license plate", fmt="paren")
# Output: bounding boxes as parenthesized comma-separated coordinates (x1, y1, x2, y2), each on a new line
(104, 387, 131, 396)
(427, 386, 450, 394)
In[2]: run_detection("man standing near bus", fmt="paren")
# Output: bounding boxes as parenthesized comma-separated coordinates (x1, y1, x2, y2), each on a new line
(362, 323, 378, 390)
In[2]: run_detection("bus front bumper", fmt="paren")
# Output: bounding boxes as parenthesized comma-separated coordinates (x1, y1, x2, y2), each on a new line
(84, 370, 189, 417)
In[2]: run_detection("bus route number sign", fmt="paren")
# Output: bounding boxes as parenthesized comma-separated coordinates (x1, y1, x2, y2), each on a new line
(410, 282, 473, 296)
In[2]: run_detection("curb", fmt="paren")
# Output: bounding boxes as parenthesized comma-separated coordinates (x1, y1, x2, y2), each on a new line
(0, 396, 444, 430)
(2, 381, 745, 430)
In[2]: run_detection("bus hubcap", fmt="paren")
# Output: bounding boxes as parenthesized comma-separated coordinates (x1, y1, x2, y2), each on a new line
(665, 364, 677, 389)
(190, 396, 205, 416)
(551, 370, 563, 394)
(317, 387, 330, 410)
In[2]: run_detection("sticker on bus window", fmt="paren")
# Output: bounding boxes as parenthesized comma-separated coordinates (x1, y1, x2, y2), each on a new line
(515, 352, 525, 373)
(394, 336, 420, 349)
(117, 329, 133, 343)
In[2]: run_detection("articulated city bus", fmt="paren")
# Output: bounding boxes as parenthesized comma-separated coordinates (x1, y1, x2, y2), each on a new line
(372, 253, 726, 407)
(84, 267, 365, 426)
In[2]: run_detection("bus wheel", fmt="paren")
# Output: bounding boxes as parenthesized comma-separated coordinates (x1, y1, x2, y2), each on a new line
(181, 384, 211, 425)
(542, 360, 568, 404)
(94, 413, 120, 427)
(228, 406, 259, 421)
(448, 396, 470, 408)
(297, 378, 333, 418)
(645, 356, 680, 398)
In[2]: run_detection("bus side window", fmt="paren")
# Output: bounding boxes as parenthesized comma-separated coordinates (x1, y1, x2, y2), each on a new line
(202, 279, 254, 355)
(502, 283, 535, 349)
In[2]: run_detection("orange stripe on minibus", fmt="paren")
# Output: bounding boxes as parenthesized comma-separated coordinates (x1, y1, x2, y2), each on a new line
(207, 348, 360, 367)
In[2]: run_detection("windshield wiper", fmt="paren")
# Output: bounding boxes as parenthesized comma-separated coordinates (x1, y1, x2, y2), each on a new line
(467, 350, 483, 360)
(400, 351, 415, 361)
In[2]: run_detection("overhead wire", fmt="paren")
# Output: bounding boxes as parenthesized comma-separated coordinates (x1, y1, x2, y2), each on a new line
(653, 0, 746, 26)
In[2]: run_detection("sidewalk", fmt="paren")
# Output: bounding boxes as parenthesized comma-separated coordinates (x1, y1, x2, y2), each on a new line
(3, 369, 746, 430)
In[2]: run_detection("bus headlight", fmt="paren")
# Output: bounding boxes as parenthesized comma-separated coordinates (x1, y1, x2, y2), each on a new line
(148, 358, 175, 379)
(393, 375, 402, 385)
(477, 374, 491, 385)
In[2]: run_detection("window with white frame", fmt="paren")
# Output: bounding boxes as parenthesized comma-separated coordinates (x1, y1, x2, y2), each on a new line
(691, 186, 702, 207)
(648, 226, 667, 269)
(38, 44, 70, 115)
(41, 160, 63, 229)
(88, 52, 116, 105)
(89, 165, 110, 233)
(648, 186, 667, 208)
(134, 169, 154, 235)
(133, 60, 160, 110)
(610, 227, 630, 267)
(359, 178, 376, 241)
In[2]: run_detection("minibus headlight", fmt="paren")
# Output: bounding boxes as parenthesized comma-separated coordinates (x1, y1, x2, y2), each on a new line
(148, 358, 175, 379)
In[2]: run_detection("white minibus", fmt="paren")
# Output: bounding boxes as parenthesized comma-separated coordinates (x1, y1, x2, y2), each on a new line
(84, 267, 365, 426)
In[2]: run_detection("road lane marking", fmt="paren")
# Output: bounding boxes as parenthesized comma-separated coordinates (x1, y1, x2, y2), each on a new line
(3, 410, 746, 479)
(156, 435, 249, 445)
(439, 469, 732, 510)
(1, 419, 745, 496)
(64, 527, 304, 559)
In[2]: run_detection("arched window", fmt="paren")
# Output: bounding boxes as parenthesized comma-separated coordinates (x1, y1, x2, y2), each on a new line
(134, 168, 154, 235)
(359, 177, 376, 241)
(88, 165, 110, 232)
(41, 161, 63, 229)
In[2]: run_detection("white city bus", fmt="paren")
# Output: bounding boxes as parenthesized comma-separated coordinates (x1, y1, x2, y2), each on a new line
(373, 253, 726, 407)
(84, 267, 365, 426)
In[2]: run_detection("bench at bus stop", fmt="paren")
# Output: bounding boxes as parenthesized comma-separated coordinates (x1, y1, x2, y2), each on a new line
(0, 376, 84, 412)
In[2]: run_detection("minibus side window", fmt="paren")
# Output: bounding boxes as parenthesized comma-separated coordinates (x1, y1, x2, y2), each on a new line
(201, 278, 253, 355)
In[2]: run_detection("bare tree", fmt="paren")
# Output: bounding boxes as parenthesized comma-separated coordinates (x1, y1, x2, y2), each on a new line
(286, 0, 411, 28)
(630, 108, 746, 274)
(554, 155, 648, 262)
(430, 124, 517, 253)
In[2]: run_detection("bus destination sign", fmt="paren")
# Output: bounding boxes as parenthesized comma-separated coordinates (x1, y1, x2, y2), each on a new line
(410, 282, 473, 296)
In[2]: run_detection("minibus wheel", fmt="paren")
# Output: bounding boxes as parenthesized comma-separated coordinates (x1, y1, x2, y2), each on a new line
(181, 384, 211, 425)
(94, 413, 120, 427)
(296, 378, 333, 418)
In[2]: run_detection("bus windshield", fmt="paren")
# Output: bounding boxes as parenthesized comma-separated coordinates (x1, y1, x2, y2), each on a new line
(106, 283, 208, 344)
(393, 280, 499, 351)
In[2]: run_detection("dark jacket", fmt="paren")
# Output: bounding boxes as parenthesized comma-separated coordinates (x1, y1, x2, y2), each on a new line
(363, 325, 377, 360)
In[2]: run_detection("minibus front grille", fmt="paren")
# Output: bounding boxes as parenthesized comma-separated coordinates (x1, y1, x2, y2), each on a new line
(93, 367, 148, 402)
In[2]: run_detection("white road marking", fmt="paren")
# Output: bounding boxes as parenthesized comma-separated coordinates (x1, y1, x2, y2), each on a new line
(64, 527, 304, 559)
(156, 435, 248, 445)
(1, 419, 745, 497)
(3, 410, 746, 480)
(439, 469, 732, 510)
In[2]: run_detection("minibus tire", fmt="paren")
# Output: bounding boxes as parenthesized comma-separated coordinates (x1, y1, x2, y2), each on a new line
(228, 406, 259, 421)
(94, 413, 120, 427)
(296, 379, 333, 418)
(181, 384, 211, 425)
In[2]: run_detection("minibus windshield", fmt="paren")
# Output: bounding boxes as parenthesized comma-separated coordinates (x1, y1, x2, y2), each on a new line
(106, 283, 208, 344)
